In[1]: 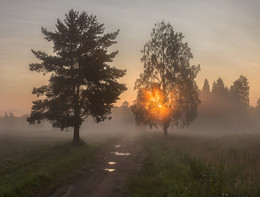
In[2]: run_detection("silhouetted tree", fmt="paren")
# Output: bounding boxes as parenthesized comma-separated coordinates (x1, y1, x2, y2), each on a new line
(212, 78, 228, 97)
(121, 101, 130, 108)
(254, 98, 260, 115)
(3, 112, 8, 120)
(257, 99, 260, 109)
(27, 10, 127, 144)
(132, 21, 200, 136)
(202, 79, 210, 95)
(230, 75, 249, 108)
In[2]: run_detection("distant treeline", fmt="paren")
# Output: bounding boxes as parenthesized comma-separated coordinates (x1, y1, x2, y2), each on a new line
(0, 104, 135, 132)
(0, 113, 46, 131)
(1, 77, 260, 133)
(196, 75, 260, 132)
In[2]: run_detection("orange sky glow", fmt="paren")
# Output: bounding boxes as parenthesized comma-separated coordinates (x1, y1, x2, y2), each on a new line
(0, 0, 260, 116)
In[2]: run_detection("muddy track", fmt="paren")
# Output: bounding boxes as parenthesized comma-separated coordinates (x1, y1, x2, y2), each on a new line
(50, 132, 144, 197)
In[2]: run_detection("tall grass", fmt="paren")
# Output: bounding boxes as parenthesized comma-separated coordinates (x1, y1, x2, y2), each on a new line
(126, 134, 260, 197)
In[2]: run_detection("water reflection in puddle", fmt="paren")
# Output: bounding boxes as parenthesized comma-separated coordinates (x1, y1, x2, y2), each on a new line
(108, 162, 117, 165)
(115, 145, 121, 148)
(104, 168, 116, 172)
(111, 152, 130, 156)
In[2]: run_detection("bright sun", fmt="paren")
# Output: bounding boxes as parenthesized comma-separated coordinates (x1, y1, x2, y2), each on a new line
(141, 85, 172, 121)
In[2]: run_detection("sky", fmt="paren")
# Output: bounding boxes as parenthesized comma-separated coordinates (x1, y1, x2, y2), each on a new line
(0, 0, 260, 116)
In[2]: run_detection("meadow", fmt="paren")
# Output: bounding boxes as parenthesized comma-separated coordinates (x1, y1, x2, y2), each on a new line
(0, 130, 117, 197)
(1, 129, 260, 197)
(126, 133, 260, 197)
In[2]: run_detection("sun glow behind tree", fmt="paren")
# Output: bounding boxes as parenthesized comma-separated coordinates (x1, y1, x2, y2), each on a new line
(134, 83, 179, 124)
(132, 21, 200, 136)
(143, 85, 169, 121)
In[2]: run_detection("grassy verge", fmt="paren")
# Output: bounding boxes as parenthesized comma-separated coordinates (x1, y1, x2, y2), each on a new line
(126, 134, 260, 197)
(0, 139, 110, 197)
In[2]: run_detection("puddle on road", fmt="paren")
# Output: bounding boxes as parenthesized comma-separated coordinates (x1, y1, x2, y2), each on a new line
(108, 162, 117, 165)
(111, 152, 131, 156)
(115, 145, 121, 148)
(104, 168, 116, 172)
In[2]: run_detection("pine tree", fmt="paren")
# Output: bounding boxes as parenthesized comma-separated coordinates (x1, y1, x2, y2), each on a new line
(212, 78, 228, 97)
(202, 79, 210, 95)
(27, 10, 127, 143)
(230, 75, 249, 108)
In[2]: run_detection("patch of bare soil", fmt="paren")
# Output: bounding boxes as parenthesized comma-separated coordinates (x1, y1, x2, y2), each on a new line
(50, 132, 144, 197)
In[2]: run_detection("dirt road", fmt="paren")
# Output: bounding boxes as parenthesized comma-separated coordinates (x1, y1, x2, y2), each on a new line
(51, 132, 143, 197)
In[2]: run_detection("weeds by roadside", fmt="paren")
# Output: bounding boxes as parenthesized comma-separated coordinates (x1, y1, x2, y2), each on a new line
(126, 134, 260, 197)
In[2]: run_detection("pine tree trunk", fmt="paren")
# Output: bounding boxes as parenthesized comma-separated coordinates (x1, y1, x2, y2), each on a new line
(163, 122, 168, 137)
(73, 124, 80, 144)
(73, 85, 80, 144)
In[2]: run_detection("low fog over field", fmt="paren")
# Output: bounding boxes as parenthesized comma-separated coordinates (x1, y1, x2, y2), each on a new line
(0, 104, 139, 140)
(1, 85, 260, 139)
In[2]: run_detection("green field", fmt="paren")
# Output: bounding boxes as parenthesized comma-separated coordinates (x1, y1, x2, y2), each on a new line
(1, 131, 260, 197)
(0, 131, 116, 197)
(126, 133, 260, 197)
